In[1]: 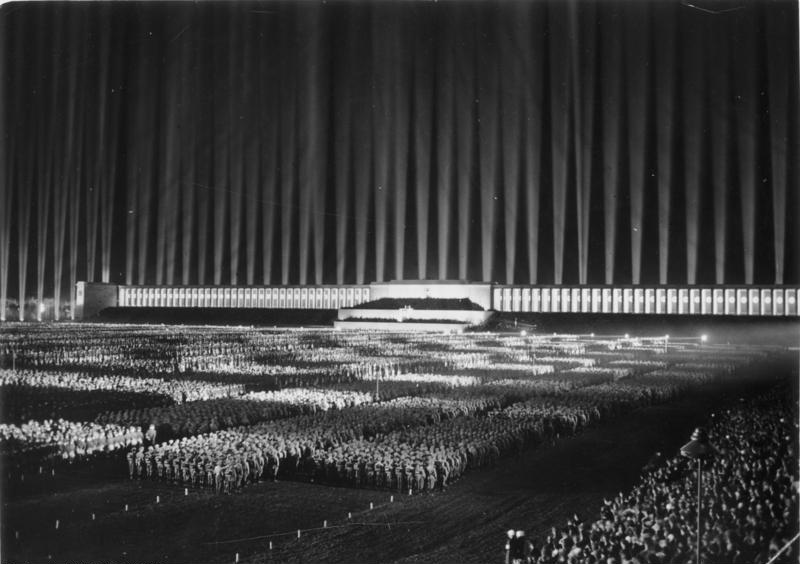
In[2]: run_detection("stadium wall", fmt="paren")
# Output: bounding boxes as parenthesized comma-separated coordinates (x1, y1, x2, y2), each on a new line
(77, 282, 800, 319)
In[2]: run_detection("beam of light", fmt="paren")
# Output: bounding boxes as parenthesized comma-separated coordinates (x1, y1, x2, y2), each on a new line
(477, 7, 498, 283)
(548, 0, 570, 285)
(299, 5, 328, 286)
(85, 15, 101, 286)
(436, 15, 455, 281)
(227, 15, 244, 286)
(134, 18, 155, 286)
(68, 9, 89, 318)
(93, 8, 110, 284)
(734, 9, 756, 284)
(682, 12, 703, 285)
(279, 17, 297, 286)
(162, 18, 183, 286)
(256, 13, 278, 286)
(413, 18, 433, 281)
(16, 19, 34, 320)
(600, 6, 621, 285)
(85, 180, 100, 283)
(34, 17, 51, 318)
(371, 10, 392, 284)
(455, 6, 475, 281)
(571, 0, 596, 286)
(212, 12, 230, 286)
(655, 3, 675, 285)
(353, 9, 372, 286)
(50, 12, 68, 318)
(260, 123, 278, 285)
(709, 19, 729, 284)
(333, 41, 352, 286)
(297, 12, 313, 286)
(766, 7, 789, 284)
(17, 87, 34, 320)
(243, 22, 259, 287)
(194, 12, 213, 286)
(625, 3, 649, 285)
(392, 13, 410, 282)
(100, 15, 121, 285)
(53, 8, 87, 309)
(0, 9, 8, 321)
(180, 17, 197, 286)
(499, 7, 522, 284)
(52, 179, 67, 320)
(522, 2, 543, 285)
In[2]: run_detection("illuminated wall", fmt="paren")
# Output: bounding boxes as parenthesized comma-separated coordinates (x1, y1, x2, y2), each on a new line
(493, 286, 800, 317)
(111, 282, 800, 317)
(117, 285, 371, 310)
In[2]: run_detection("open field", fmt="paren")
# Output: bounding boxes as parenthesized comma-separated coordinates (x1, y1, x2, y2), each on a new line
(1, 323, 797, 563)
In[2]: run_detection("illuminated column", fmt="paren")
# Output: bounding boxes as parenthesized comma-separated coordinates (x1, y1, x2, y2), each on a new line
(625, 3, 649, 284)
(548, 1, 570, 284)
(655, 3, 676, 284)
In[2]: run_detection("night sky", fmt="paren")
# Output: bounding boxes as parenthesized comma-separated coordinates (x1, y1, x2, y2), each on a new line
(0, 0, 798, 310)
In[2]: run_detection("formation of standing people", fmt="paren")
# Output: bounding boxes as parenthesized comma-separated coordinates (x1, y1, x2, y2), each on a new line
(521, 383, 797, 564)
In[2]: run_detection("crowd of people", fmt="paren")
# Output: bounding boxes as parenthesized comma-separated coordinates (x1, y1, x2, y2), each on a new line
(97, 389, 375, 440)
(0, 418, 143, 461)
(0, 325, 772, 494)
(523, 383, 798, 564)
(1, 384, 172, 424)
(0, 368, 244, 403)
(126, 357, 759, 495)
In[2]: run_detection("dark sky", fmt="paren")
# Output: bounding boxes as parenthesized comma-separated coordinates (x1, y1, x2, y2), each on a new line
(0, 0, 798, 304)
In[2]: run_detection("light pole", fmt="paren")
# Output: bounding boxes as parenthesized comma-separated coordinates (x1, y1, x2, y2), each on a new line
(680, 427, 712, 564)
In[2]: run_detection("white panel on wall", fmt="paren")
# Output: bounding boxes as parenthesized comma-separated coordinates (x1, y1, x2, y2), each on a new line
(581, 288, 591, 313)
(551, 288, 560, 312)
(712, 289, 723, 315)
(747, 289, 759, 316)
(561, 289, 570, 313)
(654, 288, 665, 314)
(688, 289, 698, 314)
(522, 288, 531, 312)
(722, 289, 734, 315)
(678, 289, 689, 314)
(788, 291, 798, 316)
(773, 289, 784, 316)
(601, 288, 612, 313)
(760, 289, 772, 316)
(531, 288, 541, 313)
(570, 288, 580, 313)
(667, 289, 677, 314)
(541, 289, 551, 312)
(645, 289, 655, 314)
(512, 288, 521, 312)
(591, 288, 601, 313)
(612, 289, 622, 313)
(503, 288, 512, 311)
(623, 289, 633, 313)
(735, 289, 747, 315)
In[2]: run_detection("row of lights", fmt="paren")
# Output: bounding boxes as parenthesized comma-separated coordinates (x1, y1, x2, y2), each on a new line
(516, 293, 793, 304)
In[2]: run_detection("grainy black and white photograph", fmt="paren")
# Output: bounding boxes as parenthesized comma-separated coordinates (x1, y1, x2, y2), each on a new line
(0, 0, 798, 563)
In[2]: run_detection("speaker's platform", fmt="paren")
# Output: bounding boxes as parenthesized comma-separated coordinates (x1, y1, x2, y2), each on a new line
(334, 295, 494, 332)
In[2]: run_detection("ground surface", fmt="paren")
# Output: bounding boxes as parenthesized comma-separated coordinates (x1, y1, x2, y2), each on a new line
(3, 371, 785, 564)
